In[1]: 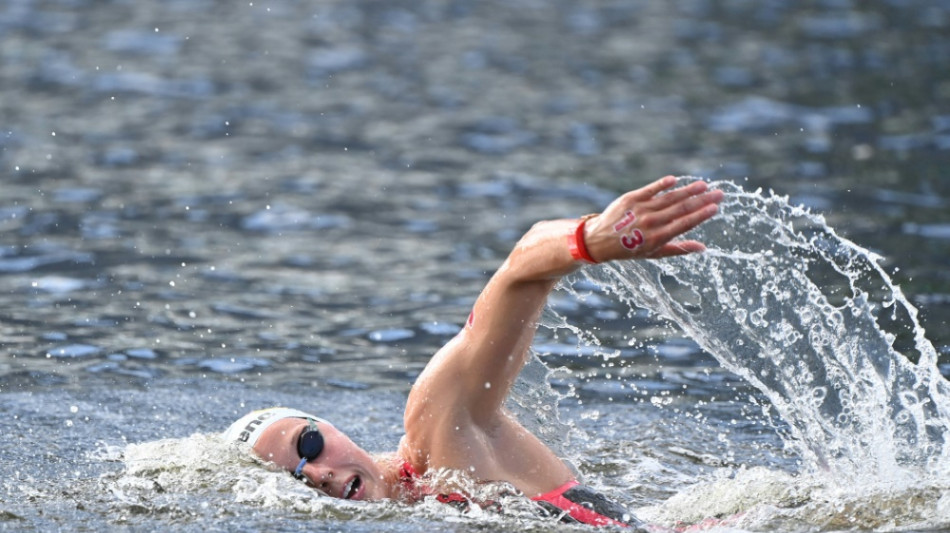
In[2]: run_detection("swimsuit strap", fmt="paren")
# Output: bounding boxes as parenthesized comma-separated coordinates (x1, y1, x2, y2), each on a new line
(532, 480, 644, 528)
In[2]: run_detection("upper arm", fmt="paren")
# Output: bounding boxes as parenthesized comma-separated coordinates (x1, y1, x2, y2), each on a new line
(408, 219, 577, 427)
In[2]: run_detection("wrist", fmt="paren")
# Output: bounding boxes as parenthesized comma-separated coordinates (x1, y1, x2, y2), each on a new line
(567, 214, 599, 264)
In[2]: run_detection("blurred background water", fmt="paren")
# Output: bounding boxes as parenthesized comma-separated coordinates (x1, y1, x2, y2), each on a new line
(1, 1, 949, 531)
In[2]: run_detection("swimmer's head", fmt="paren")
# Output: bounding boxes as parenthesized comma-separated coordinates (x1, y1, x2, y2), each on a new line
(224, 407, 392, 500)
(223, 407, 328, 447)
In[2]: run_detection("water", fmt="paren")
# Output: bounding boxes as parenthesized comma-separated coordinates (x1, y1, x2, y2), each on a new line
(573, 180, 950, 478)
(554, 179, 950, 527)
(2, 1, 949, 531)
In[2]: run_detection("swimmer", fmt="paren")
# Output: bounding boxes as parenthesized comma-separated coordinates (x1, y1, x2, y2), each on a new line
(224, 176, 724, 527)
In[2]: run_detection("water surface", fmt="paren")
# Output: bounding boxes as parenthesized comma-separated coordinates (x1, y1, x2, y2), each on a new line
(1, 1, 949, 531)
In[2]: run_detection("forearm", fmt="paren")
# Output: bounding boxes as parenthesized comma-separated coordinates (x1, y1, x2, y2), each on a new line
(501, 218, 589, 283)
(502, 177, 724, 283)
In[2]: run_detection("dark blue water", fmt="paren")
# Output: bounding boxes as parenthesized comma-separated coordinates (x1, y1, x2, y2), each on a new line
(1, 1, 949, 531)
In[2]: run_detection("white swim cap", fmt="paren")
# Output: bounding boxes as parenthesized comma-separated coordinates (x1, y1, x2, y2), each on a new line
(223, 407, 331, 447)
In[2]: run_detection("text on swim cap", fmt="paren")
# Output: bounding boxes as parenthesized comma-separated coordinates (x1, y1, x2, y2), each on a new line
(238, 411, 277, 442)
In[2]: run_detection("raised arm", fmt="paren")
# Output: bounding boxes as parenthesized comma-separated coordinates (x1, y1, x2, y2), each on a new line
(400, 177, 723, 492)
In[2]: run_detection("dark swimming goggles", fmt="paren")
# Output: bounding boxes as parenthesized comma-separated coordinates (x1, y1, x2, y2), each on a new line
(293, 418, 325, 480)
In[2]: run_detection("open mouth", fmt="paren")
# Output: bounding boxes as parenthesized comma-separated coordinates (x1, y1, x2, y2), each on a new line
(343, 476, 361, 499)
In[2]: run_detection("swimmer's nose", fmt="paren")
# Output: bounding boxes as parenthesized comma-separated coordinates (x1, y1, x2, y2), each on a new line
(301, 462, 336, 494)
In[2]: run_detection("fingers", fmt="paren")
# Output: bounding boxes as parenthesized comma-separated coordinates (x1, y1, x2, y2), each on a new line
(647, 240, 706, 259)
(648, 201, 720, 247)
(629, 181, 721, 256)
(628, 175, 678, 202)
(633, 184, 719, 226)
(647, 179, 710, 211)
(593, 176, 722, 261)
(625, 177, 711, 211)
(657, 188, 723, 226)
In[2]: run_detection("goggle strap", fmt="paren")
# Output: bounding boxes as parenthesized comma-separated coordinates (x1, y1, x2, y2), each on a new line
(294, 457, 308, 479)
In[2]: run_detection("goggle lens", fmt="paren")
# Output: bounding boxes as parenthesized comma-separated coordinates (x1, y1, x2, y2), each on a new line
(293, 419, 325, 480)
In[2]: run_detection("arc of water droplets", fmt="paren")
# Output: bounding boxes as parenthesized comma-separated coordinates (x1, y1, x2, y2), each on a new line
(568, 178, 949, 481)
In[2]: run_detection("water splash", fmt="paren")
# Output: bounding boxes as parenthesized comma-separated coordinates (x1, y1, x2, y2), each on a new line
(106, 433, 559, 528)
(568, 178, 949, 481)
(105, 434, 381, 520)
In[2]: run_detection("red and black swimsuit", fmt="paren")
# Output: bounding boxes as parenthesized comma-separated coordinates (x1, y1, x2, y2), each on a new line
(398, 462, 644, 528)
(532, 479, 644, 527)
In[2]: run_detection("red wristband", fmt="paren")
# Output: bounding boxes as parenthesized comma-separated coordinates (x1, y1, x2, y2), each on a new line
(568, 216, 598, 264)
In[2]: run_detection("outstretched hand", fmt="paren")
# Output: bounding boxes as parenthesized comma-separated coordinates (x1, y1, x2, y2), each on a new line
(583, 176, 724, 262)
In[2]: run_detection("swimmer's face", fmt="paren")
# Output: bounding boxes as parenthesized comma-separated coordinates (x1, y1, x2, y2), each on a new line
(253, 417, 389, 501)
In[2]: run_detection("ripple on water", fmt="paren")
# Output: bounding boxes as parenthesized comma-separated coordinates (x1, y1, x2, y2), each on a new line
(125, 348, 159, 360)
(86, 362, 160, 380)
(103, 30, 183, 56)
(367, 328, 415, 343)
(879, 133, 932, 153)
(0, 250, 94, 273)
(195, 357, 271, 374)
(404, 219, 440, 233)
(418, 321, 460, 336)
(707, 97, 797, 133)
(307, 46, 369, 77)
(31, 276, 87, 293)
(707, 97, 874, 134)
(534, 342, 604, 358)
(325, 378, 370, 390)
(92, 72, 214, 99)
(51, 187, 103, 203)
(903, 223, 950, 240)
(654, 340, 704, 363)
(211, 303, 275, 320)
(241, 204, 350, 233)
(798, 13, 881, 39)
(47, 344, 101, 358)
(95, 146, 140, 167)
(459, 118, 538, 155)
